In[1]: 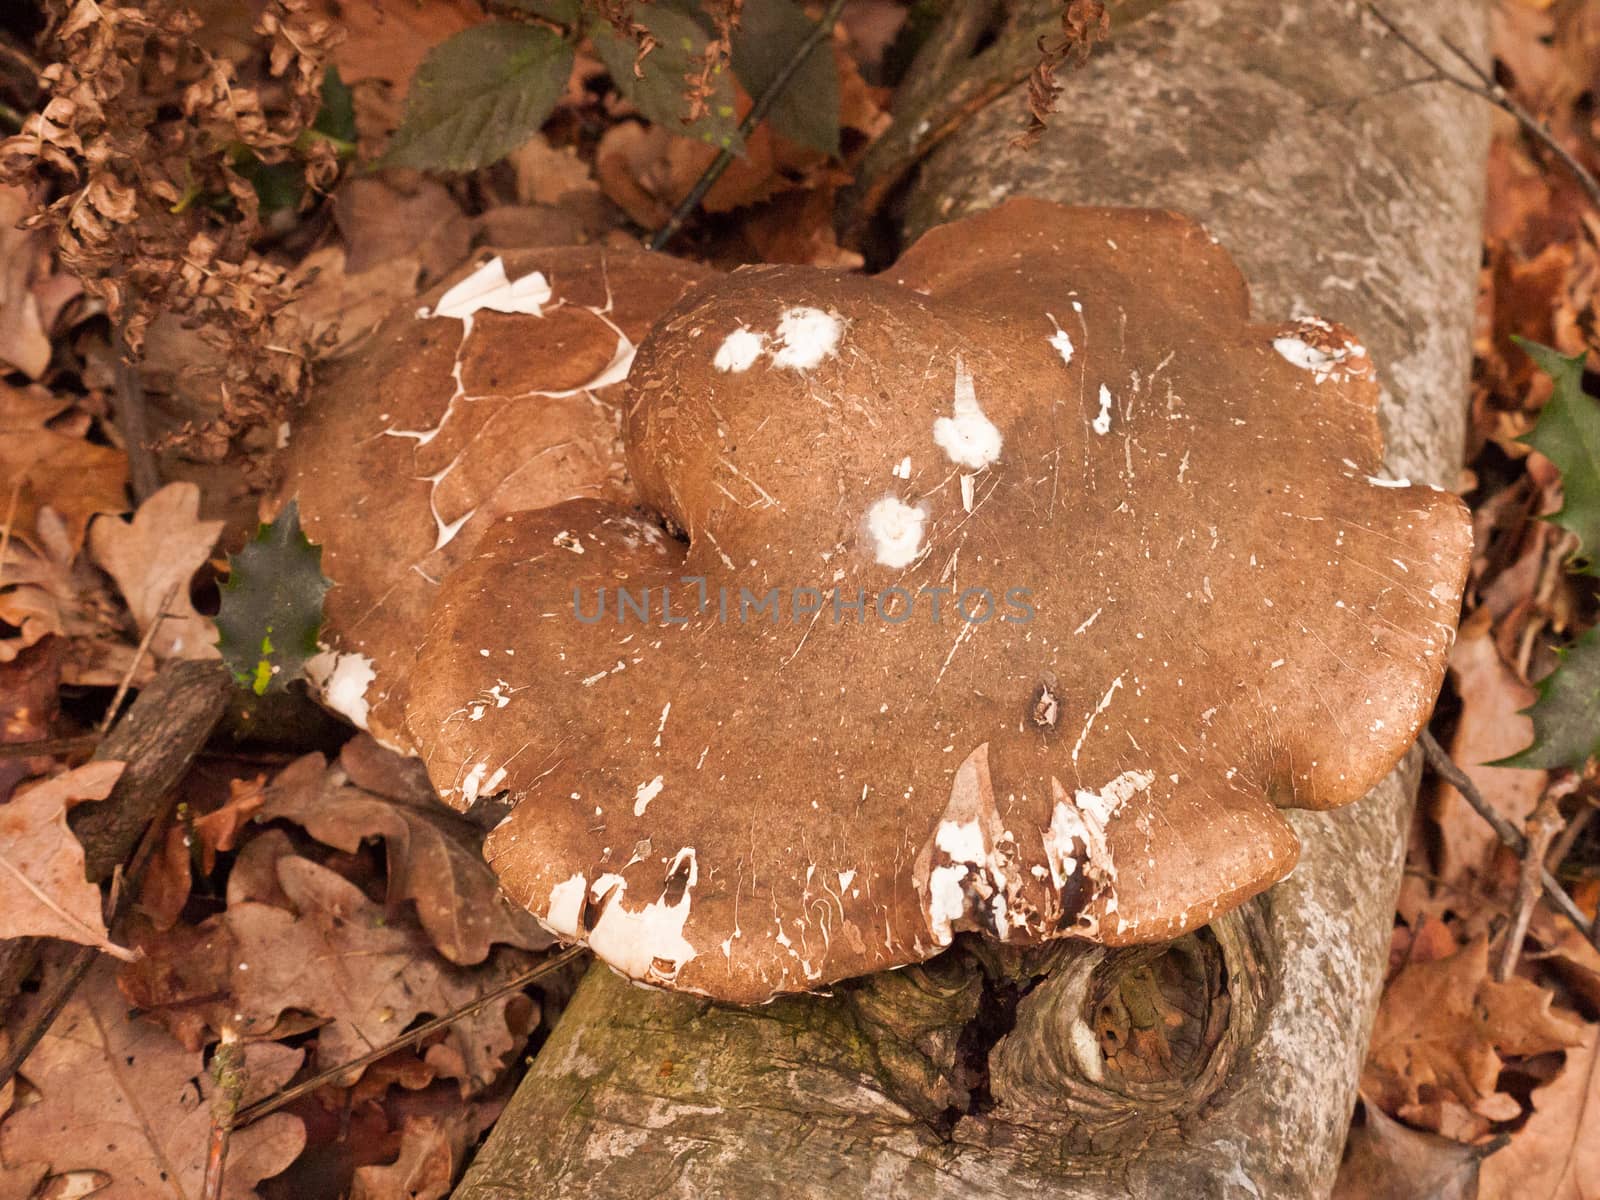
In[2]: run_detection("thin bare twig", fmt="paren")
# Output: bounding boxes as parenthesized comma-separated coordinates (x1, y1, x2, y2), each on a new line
(1418, 728, 1594, 939)
(1366, 3, 1600, 213)
(649, 0, 849, 251)
(98, 579, 182, 733)
(228, 945, 587, 1130)
(1496, 791, 1564, 982)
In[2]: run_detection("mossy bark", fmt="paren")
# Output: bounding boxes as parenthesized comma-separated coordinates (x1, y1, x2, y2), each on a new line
(455, 1, 1487, 1195)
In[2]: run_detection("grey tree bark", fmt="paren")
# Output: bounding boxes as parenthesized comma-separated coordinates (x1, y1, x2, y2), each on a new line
(454, 1, 1488, 1196)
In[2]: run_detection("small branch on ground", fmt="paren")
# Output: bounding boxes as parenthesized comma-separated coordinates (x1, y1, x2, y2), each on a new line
(1418, 729, 1594, 941)
(0, 734, 100, 760)
(202, 1027, 245, 1200)
(228, 945, 587, 1130)
(649, 0, 850, 250)
(1366, 3, 1600, 213)
(113, 314, 162, 503)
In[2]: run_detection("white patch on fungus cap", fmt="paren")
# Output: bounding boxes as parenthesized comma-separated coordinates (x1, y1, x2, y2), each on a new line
(544, 873, 588, 936)
(933, 355, 1003, 469)
(419, 256, 552, 321)
(1272, 336, 1340, 374)
(1093, 384, 1114, 436)
(305, 649, 377, 731)
(1043, 769, 1154, 923)
(770, 306, 843, 370)
(633, 774, 665, 816)
(865, 497, 926, 567)
(1047, 314, 1074, 366)
(713, 328, 766, 373)
(583, 849, 699, 983)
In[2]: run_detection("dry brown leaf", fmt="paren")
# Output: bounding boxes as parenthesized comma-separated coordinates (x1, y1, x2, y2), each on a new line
(0, 185, 53, 379)
(1530, 907, 1600, 1013)
(1332, 1096, 1488, 1200)
(595, 119, 787, 229)
(137, 775, 268, 929)
(742, 185, 864, 269)
(0, 382, 127, 554)
(1478, 1024, 1600, 1200)
(0, 760, 130, 956)
(1364, 937, 1585, 1124)
(350, 1113, 470, 1200)
(286, 245, 421, 360)
(0, 961, 305, 1199)
(333, 175, 468, 283)
(257, 749, 550, 965)
(0, 507, 144, 685)
(88, 482, 222, 662)
(0, 634, 60, 751)
(1432, 609, 1546, 886)
(225, 853, 535, 1089)
(308, 0, 481, 95)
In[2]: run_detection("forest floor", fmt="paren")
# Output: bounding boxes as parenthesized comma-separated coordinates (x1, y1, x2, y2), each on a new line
(0, 1, 1596, 1197)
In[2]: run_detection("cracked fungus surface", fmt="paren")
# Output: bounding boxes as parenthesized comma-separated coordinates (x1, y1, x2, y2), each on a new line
(402, 201, 1473, 1004)
(274, 247, 714, 751)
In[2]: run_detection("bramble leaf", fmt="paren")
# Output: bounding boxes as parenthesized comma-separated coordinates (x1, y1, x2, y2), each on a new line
(731, 0, 840, 155)
(593, 5, 744, 151)
(215, 500, 331, 696)
(383, 23, 574, 172)
(1517, 336, 1600, 574)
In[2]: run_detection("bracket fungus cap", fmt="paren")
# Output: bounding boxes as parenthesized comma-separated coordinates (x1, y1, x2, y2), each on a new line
(274, 247, 713, 750)
(404, 201, 1472, 1003)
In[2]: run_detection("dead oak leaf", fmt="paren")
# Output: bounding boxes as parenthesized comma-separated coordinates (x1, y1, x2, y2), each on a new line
(0, 382, 127, 554)
(0, 961, 304, 1200)
(0, 186, 55, 380)
(1478, 1024, 1600, 1200)
(89, 482, 222, 662)
(1364, 937, 1585, 1121)
(226, 854, 536, 1090)
(0, 760, 132, 957)
(1332, 1096, 1491, 1200)
(258, 749, 550, 966)
(138, 775, 268, 930)
(350, 1113, 470, 1200)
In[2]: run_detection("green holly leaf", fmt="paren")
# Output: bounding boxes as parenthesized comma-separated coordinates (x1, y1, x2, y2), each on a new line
(1499, 624, 1600, 770)
(1517, 336, 1600, 574)
(730, 0, 839, 155)
(215, 500, 331, 696)
(593, 5, 744, 151)
(383, 23, 575, 172)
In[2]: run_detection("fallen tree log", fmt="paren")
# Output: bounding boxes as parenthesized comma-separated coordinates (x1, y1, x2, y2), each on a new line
(454, 1, 1487, 1195)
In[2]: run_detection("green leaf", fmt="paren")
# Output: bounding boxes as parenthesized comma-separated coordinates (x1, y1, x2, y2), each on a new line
(1499, 624, 1600, 770)
(215, 500, 332, 696)
(593, 6, 743, 151)
(1516, 335, 1600, 574)
(383, 23, 575, 172)
(235, 156, 305, 214)
(313, 64, 357, 145)
(730, 0, 839, 155)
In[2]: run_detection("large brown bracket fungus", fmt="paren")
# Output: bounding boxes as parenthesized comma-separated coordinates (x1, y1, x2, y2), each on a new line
(392, 200, 1471, 1004)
